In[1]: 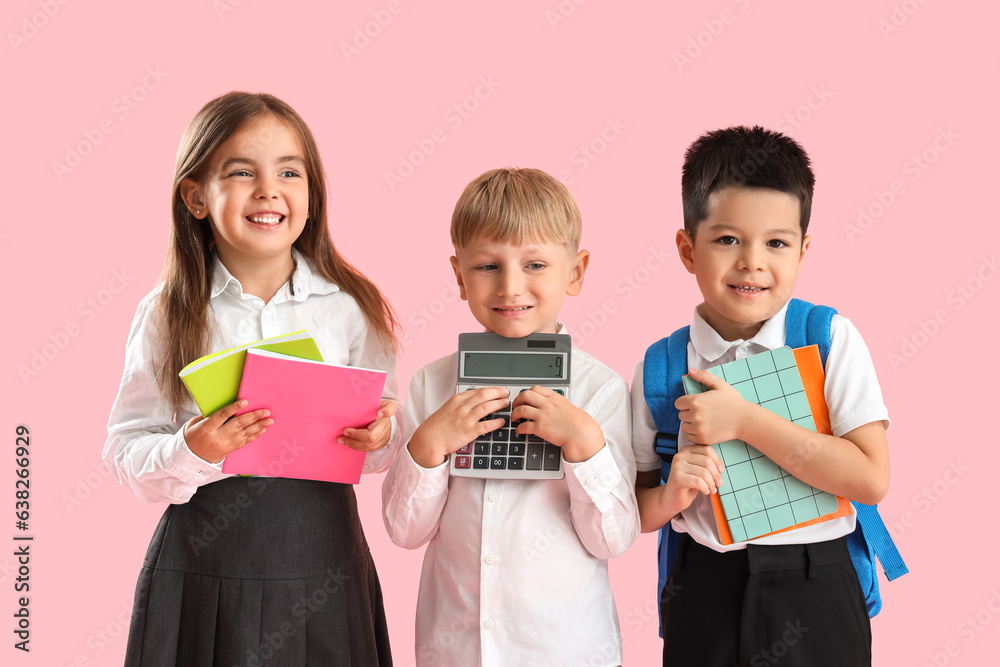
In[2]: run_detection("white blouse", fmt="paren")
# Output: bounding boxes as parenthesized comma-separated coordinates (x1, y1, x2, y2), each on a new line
(104, 250, 400, 504)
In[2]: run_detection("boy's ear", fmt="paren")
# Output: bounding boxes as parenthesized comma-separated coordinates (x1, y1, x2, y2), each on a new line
(565, 249, 590, 297)
(799, 234, 811, 265)
(676, 229, 696, 274)
(449, 255, 469, 301)
(179, 179, 208, 219)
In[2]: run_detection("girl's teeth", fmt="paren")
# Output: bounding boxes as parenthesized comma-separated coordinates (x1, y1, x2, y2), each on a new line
(249, 215, 281, 224)
(735, 286, 762, 292)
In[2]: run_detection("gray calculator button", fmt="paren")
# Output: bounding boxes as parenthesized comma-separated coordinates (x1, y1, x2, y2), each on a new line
(493, 428, 509, 441)
(509, 442, 525, 457)
(473, 457, 489, 469)
(492, 442, 508, 455)
(475, 442, 490, 455)
(526, 444, 544, 470)
(490, 457, 506, 470)
(543, 444, 561, 471)
(508, 457, 524, 470)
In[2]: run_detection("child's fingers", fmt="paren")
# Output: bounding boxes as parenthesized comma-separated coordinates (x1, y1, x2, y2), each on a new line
(212, 399, 250, 424)
(511, 386, 556, 408)
(223, 409, 272, 440)
(688, 367, 729, 391)
(473, 416, 507, 439)
(511, 404, 542, 424)
(377, 400, 398, 419)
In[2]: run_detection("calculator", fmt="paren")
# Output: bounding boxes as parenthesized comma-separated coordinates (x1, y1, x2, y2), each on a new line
(450, 332, 571, 480)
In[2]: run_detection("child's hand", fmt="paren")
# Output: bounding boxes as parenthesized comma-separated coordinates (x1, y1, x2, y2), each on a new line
(661, 444, 725, 512)
(675, 368, 750, 445)
(340, 400, 398, 453)
(407, 387, 510, 468)
(510, 387, 605, 463)
(185, 399, 273, 464)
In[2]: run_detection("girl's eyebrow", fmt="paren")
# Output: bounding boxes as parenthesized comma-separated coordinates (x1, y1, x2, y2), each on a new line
(219, 155, 305, 170)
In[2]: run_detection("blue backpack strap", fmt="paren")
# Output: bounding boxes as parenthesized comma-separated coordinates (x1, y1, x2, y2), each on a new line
(643, 326, 689, 636)
(784, 297, 835, 364)
(786, 298, 908, 617)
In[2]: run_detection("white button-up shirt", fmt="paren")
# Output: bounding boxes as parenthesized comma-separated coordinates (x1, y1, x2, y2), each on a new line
(382, 330, 639, 667)
(631, 302, 890, 550)
(104, 250, 400, 504)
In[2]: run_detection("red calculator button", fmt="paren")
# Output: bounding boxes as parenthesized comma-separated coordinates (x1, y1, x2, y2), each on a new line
(455, 456, 472, 469)
(457, 443, 473, 454)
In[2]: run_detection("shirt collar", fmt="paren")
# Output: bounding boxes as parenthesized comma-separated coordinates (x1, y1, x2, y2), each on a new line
(209, 248, 341, 301)
(689, 301, 790, 362)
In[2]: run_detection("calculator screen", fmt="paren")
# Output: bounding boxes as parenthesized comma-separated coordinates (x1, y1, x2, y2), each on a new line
(463, 351, 566, 380)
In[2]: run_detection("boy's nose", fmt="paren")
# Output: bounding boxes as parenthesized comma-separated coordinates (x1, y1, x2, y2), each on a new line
(737, 247, 765, 271)
(497, 270, 525, 296)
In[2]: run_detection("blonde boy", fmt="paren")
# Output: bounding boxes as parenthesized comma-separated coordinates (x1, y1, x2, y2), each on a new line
(383, 167, 639, 666)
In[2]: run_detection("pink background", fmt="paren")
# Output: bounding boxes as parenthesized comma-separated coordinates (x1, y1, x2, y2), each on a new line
(4, 1, 997, 664)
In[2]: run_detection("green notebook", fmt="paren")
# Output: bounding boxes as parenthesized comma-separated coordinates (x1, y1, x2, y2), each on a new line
(682, 346, 840, 542)
(179, 330, 323, 416)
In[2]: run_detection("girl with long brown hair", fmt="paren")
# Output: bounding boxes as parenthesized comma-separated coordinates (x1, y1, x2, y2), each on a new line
(104, 92, 399, 665)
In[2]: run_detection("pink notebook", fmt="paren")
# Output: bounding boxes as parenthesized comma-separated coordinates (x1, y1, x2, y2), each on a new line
(222, 348, 387, 484)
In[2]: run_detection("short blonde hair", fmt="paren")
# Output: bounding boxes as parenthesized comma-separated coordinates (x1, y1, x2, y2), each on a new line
(451, 168, 582, 250)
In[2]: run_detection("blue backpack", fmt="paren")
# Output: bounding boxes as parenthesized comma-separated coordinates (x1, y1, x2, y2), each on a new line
(643, 298, 908, 633)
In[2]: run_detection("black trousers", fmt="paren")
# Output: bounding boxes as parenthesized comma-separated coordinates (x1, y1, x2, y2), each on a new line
(661, 533, 871, 667)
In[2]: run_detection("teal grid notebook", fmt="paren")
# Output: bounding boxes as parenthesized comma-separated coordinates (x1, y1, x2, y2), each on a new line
(683, 346, 840, 542)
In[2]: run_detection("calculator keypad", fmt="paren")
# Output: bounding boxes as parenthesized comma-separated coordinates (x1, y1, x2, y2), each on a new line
(450, 385, 568, 479)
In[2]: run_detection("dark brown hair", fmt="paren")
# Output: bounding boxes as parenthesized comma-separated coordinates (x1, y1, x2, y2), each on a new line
(682, 125, 815, 238)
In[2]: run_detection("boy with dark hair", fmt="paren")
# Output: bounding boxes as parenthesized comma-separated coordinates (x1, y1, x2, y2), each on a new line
(633, 126, 890, 666)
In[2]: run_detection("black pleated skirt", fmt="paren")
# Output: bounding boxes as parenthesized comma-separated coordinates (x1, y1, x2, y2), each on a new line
(124, 476, 392, 666)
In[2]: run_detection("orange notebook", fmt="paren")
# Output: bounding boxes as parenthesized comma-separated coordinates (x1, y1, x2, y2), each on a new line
(686, 345, 851, 545)
(222, 349, 387, 484)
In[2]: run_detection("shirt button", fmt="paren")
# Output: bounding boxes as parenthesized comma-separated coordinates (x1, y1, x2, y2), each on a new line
(485, 554, 495, 565)
(483, 618, 495, 630)
(488, 492, 499, 502)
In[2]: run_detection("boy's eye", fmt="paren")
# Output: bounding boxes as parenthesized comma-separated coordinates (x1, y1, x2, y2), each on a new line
(526, 262, 546, 270)
(476, 264, 498, 271)
(766, 239, 789, 249)
(716, 236, 738, 246)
